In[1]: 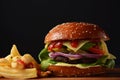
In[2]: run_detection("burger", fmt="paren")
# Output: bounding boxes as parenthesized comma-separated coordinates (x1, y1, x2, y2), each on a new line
(38, 22, 116, 77)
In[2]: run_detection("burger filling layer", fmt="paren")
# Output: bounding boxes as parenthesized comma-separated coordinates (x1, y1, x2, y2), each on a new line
(39, 40, 116, 71)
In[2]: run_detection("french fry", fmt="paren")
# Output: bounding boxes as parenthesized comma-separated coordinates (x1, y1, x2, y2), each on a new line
(10, 44, 21, 56)
(5, 44, 21, 62)
(0, 44, 40, 79)
(21, 54, 40, 69)
(0, 66, 37, 78)
(0, 58, 10, 66)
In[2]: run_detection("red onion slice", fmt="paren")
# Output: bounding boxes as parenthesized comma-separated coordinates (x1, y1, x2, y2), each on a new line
(49, 52, 82, 59)
(49, 52, 103, 60)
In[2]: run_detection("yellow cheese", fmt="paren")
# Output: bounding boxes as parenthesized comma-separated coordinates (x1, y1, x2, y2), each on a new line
(63, 40, 89, 52)
(101, 40, 116, 59)
(54, 62, 100, 69)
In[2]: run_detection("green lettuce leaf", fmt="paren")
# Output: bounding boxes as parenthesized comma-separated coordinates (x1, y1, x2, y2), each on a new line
(41, 58, 56, 71)
(80, 55, 108, 67)
(80, 42, 96, 50)
(38, 48, 115, 71)
(38, 48, 57, 70)
(80, 55, 115, 68)
(38, 48, 49, 61)
(104, 59, 115, 68)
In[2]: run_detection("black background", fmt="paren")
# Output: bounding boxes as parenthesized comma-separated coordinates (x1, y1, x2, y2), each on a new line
(0, 0, 120, 67)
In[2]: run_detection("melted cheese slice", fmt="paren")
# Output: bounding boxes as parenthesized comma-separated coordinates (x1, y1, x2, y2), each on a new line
(101, 40, 116, 59)
(54, 62, 100, 69)
(63, 40, 89, 52)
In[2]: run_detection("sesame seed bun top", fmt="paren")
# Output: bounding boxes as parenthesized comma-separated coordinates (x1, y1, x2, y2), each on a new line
(44, 22, 110, 43)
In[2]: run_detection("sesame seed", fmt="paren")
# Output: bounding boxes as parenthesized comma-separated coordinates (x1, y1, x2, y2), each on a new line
(82, 23, 86, 26)
(93, 25, 97, 27)
(60, 70, 63, 73)
(75, 23, 79, 26)
(89, 32, 92, 34)
(62, 23, 66, 25)
(82, 31, 85, 33)
(104, 35, 107, 38)
(94, 28, 96, 30)
(72, 31, 75, 34)
(70, 34, 73, 38)
(85, 31, 88, 33)
(78, 33, 81, 35)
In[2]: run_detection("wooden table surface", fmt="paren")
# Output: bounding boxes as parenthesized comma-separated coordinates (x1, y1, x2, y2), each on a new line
(0, 68, 120, 80)
(35, 70, 120, 80)
(39, 77, 120, 80)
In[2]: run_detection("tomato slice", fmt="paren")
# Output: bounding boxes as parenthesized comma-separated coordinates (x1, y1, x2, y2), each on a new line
(48, 44, 53, 51)
(48, 42, 56, 51)
(71, 40, 79, 48)
(48, 41, 63, 51)
(54, 41, 63, 49)
(89, 47, 104, 54)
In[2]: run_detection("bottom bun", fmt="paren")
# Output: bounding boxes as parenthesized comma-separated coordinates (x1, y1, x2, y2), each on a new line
(47, 65, 106, 77)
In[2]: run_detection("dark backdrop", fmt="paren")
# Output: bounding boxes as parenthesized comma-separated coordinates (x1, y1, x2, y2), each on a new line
(0, 0, 120, 67)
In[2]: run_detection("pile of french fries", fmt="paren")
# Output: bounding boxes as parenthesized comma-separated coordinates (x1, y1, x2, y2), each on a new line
(0, 44, 40, 79)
